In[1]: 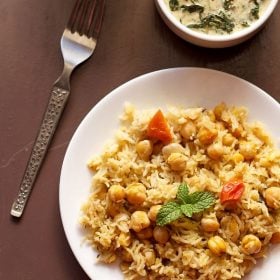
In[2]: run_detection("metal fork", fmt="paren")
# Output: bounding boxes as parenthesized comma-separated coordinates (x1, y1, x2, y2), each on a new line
(10, 0, 105, 218)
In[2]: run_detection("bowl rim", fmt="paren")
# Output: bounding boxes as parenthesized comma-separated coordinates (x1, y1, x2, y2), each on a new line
(155, 0, 278, 42)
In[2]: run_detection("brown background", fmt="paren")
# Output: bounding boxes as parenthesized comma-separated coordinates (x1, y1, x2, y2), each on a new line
(0, 0, 279, 279)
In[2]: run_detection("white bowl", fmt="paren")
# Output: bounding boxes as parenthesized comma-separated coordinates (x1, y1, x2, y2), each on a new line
(155, 0, 278, 48)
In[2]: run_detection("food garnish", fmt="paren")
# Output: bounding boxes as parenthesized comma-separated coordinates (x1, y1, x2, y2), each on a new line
(181, 4, 204, 14)
(169, 0, 180, 11)
(251, 0, 260, 19)
(220, 180, 245, 204)
(147, 109, 172, 143)
(223, 0, 234, 10)
(188, 12, 235, 33)
(156, 183, 215, 226)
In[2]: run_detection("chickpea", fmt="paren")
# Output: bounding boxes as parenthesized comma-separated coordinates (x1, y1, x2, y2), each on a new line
(241, 234, 262, 255)
(167, 152, 187, 172)
(144, 249, 156, 266)
(250, 190, 260, 201)
(153, 226, 170, 244)
(108, 184, 125, 203)
(162, 143, 185, 160)
(148, 205, 162, 222)
(232, 124, 243, 138)
(231, 152, 244, 164)
(207, 143, 224, 160)
(214, 103, 226, 120)
(136, 227, 153, 240)
(126, 183, 146, 205)
(201, 218, 220, 232)
(223, 133, 235, 146)
(239, 141, 256, 160)
(197, 127, 218, 145)
(207, 111, 216, 122)
(208, 236, 227, 255)
(264, 187, 280, 209)
(130, 211, 150, 232)
(180, 121, 197, 140)
(136, 140, 153, 160)
(118, 232, 132, 247)
(270, 232, 280, 244)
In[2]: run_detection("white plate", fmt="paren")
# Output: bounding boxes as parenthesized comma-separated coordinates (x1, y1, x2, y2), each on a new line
(59, 68, 280, 280)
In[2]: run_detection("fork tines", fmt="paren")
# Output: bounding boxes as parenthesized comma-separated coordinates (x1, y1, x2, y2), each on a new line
(67, 0, 105, 39)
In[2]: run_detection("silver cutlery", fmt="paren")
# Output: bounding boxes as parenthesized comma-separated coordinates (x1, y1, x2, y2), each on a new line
(11, 0, 105, 218)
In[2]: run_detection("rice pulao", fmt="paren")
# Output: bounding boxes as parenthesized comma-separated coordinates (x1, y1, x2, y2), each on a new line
(80, 103, 280, 280)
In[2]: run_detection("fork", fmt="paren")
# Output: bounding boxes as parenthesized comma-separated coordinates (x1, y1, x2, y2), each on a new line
(10, 0, 105, 218)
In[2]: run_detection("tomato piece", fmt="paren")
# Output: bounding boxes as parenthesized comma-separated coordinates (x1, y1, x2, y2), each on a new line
(147, 110, 172, 143)
(220, 180, 245, 204)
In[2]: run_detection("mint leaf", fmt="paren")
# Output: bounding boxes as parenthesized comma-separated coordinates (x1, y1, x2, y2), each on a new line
(180, 204, 193, 217)
(156, 183, 216, 226)
(156, 201, 183, 226)
(187, 192, 216, 213)
(176, 183, 189, 204)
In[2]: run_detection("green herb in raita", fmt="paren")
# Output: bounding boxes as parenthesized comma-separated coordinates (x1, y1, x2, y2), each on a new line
(223, 0, 234, 11)
(188, 12, 235, 33)
(169, 0, 180, 11)
(242, 21, 250, 27)
(156, 183, 215, 226)
(181, 4, 204, 14)
(166, 0, 270, 35)
(251, 0, 260, 19)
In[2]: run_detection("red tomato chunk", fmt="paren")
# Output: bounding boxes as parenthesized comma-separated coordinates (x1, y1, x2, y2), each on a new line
(220, 180, 245, 204)
(147, 110, 172, 144)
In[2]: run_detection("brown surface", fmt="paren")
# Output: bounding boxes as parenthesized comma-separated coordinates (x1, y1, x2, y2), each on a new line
(0, 0, 279, 279)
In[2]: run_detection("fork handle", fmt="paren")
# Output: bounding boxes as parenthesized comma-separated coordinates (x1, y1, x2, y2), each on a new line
(11, 86, 70, 218)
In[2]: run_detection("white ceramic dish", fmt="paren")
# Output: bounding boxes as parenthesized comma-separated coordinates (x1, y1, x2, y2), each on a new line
(155, 0, 278, 48)
(59, 68, 280, 280)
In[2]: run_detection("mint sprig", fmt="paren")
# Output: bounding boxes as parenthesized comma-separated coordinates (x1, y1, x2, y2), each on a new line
(156, 183, 216, 226)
